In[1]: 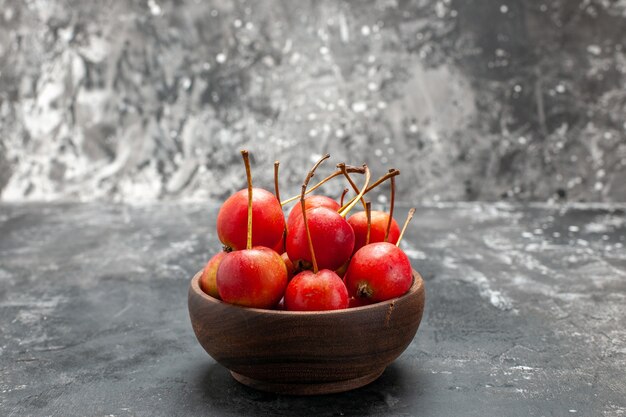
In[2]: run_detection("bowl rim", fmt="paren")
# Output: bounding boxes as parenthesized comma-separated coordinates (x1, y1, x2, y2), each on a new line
(189, 269, 424, 316)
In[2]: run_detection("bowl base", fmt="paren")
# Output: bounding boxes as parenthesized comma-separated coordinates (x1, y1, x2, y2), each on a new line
(230, 369, 385, 395)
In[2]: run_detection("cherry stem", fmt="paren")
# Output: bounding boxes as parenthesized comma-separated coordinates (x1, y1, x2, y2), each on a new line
(281, 166, 366, 206)
(365, 201, 372, 246)
(241, 150, 253, 251)
(384, 171, 396, 242)
(339, 168, 400, 213)
(273, 161, 281, 202)
(300, 154, 331, 274)
(339, 188, 349, 206)
(338, 163, 367, 212)
(338, 165, 370, 218)
(396, 208, 416, 247)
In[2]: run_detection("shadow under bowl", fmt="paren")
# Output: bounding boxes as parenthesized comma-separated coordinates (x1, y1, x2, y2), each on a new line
(188, 270, 425, 395)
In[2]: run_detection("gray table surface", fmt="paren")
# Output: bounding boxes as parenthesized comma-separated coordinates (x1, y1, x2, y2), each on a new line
(1, 202, 625, 417)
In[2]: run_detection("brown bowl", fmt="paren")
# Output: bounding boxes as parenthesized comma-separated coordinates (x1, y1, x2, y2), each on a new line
(188, 270, 425, 395)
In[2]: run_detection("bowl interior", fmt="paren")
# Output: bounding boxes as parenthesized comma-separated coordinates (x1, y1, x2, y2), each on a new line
(189, 269, 424, 315)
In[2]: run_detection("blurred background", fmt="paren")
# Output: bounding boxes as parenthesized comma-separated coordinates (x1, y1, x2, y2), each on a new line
(0, 0, 625, 203)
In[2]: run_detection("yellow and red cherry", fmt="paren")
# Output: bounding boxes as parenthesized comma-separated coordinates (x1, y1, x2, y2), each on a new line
(217, 246, 288, 308)
(285, 269, 349, 311)
(199, 251, 227, 299)
(286, 195, 340, 230)
(216, 156, 284, 252)
(271, 233, 286, 253)
(344, 208, 416, 304)
(287, 161, 371, 272)
(281, 252, 296, 280)
(343, 242, 412, 303)
(348, 211, 400, 253)
(284, 154, 350, 311)
(344, 167, 400, 253)
(215, 150, 288, 308)
(348, 296, 374, 308)
(216, 188, 284, 251)
(286, 206, 355, 271)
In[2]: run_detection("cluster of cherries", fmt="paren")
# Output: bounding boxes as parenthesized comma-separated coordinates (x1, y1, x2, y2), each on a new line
(199, 150, 416, 311)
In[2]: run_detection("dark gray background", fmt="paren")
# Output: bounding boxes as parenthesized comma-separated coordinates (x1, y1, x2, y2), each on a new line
(1, 0, 625, 203)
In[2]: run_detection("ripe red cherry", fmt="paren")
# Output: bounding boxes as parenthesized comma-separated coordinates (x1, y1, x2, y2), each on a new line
(285, 195, 341, 270)
(215, 150, 288, 309)
(199, 251, 227, 298)
(286, 159, 372, 272)
(286, 195, 340, 230)
(348, 296, 373, 308)
(283, 154, 353, 311)
(217, 246, 287, 308)
(344, 242, 413, 303)
(285, 269, 349, 311)
(216, 187, 284, 251)
(348, 210, 400, 253)
(271, 232, 286, 253)
(281, 252, 296, 280)
(286, 206, 355, 271)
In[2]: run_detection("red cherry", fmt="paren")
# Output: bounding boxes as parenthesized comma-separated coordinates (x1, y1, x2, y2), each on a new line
(282, 154, 355, 312)
(215, 150, 288, 309)
(286, 206, 355, 271)
(344, 242, 413, 303)
(348, 210, 400, 253)
(199, 251, 228, 299)
(286, 195, 340, 231)
(348, 296, 374, 308)
(216, 246, 288, 308)
(271, 231, 286, 253)
(216, 187, 284, 251)
(281, 252, 296, 280)
(284, 269, 349, 311)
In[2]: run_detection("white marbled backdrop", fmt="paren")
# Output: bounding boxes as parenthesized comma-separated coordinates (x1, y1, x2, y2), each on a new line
(0, 0, 625, 203)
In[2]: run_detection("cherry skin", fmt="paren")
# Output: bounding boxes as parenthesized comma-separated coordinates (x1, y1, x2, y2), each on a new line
(286, 206, 355, 271)
(216, 188, 284, 251)
(284, 269, 349, 311)
(286, 195, 340, 231)
(216, 246, 288, 309)
(199, 251, 228, 299)
(348, 296, 374, 308)
(344, 242, 413, 303)
(347, 210, 401, 253)
(281, 252, 296, 280)
(271, 233, 286, 254)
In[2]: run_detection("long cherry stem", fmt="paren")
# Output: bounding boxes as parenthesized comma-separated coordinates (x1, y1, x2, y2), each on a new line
(338, 165, 370, 218)
(338, 168, 400, 213)
(338, 163, 367, 212)
(396, 208, 416, 247)
(385, 170, 396, 242)
(365, 201, 372, 245)
(241, 150, 253, 251)
(281, 166, 366, 206)
(339, 188, 349, 206)
(273, 161, 281, 202)
(300, 154, 331, 274)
